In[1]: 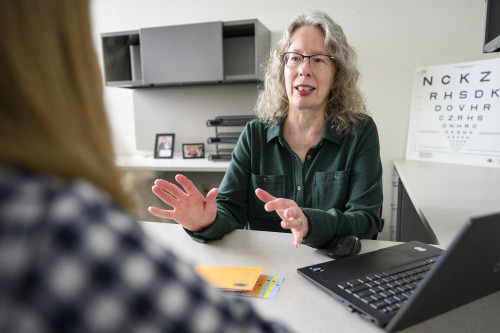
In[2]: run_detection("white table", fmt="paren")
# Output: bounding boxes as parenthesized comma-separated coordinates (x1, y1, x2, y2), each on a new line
(394, 160, 500, 247)
(140, 222, 500, 333)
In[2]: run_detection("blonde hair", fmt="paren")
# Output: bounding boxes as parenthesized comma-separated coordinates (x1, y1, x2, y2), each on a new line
(255, 10, 367, 134)
(0, 0, 130, 210)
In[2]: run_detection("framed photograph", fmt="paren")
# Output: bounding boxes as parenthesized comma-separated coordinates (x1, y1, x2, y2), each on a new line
(154, 133, 175, 159)
(182, 143, 205, 159)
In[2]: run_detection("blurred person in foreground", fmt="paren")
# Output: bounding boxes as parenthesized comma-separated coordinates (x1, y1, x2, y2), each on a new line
(0, 1, 291, 332)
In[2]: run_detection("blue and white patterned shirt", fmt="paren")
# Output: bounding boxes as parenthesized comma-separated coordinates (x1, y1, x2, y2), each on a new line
(0, 167, 291, 333)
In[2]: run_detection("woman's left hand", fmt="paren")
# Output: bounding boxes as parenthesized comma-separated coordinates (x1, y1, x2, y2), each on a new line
(255, 188, 309, 248)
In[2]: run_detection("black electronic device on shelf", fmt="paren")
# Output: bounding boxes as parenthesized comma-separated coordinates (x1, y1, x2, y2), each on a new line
(206, 115, 256, 161)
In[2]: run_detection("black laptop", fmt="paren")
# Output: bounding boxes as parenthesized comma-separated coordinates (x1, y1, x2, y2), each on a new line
(297, 212, 500, 332)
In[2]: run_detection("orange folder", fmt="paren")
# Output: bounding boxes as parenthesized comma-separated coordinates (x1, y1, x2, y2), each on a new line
(194, 266, 263, 291)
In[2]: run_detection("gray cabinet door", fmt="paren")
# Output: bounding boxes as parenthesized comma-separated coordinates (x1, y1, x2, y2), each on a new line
(141, 22, 224, 85)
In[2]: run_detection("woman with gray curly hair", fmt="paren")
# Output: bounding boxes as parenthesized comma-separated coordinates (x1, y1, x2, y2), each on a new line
(256, 11, 368, 134)
(150, 10, 383, 249)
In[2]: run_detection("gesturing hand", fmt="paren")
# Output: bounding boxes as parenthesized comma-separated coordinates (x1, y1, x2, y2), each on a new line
(148, 174, 218, 232)
(255, 188, 309, 247)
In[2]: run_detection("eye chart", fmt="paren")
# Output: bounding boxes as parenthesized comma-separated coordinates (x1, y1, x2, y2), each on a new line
(405, 57, 500, 168)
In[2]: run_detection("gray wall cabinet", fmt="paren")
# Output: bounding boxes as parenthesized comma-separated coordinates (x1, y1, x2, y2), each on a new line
(101, 19, 270, 88)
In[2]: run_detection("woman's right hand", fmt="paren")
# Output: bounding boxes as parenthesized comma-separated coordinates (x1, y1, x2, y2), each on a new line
(148, 174, 218, 232)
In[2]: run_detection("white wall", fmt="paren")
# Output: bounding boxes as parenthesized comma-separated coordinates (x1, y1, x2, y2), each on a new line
(90, 0, 497, 240)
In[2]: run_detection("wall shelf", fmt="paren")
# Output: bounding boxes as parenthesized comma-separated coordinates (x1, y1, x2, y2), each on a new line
(101, 19, 270, 88)
(116, 155, 230, 172)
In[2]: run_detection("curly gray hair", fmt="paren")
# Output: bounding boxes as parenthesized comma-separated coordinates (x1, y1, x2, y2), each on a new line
(255, 10, 368, 134)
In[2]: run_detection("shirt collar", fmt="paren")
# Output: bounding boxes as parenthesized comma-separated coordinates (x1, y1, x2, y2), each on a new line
(321, 123, 343, 145)
(266, 122, 281, 143)
(266, 121, 343, 145)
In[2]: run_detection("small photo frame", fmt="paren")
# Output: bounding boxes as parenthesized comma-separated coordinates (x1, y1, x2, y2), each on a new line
(154, 133, 175, 159)
(182, 143, 205, 159)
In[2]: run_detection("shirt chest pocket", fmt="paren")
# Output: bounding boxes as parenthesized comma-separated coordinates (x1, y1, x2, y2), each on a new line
(250, 174, 285, 219)
(313, 170, 351, 210)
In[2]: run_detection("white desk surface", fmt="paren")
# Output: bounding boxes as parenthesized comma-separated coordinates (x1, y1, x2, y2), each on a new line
(140, 221, 500, 333)
(116, 155, 230, 172)
(394, 159, 500, 248)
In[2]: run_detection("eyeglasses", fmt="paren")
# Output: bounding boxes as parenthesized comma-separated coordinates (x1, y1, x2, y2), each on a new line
(283, 52, 333, 70)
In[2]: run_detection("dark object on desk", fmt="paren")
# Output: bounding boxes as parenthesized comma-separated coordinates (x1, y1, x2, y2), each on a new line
(298, 212, 500, 332)
(326, 235, 361, 259)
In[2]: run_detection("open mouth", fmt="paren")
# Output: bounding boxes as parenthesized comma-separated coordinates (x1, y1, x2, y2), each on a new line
(297, 86, 313, 91)
(295, 85, 315, 95)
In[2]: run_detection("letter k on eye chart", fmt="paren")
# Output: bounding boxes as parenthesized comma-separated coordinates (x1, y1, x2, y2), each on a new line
(406, 58, 500, 168)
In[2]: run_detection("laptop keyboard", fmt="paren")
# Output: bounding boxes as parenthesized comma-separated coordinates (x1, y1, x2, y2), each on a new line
(337, 256, 440, 315)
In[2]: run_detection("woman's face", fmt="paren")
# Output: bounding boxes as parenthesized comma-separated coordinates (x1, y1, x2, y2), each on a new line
(284, 25, 336, 114)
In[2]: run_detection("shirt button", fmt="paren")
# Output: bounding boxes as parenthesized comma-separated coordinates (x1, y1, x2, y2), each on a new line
(263, 177, 267, 182)
(307, 155, 311, 160)
(297, 186, 302, 191)
(333, 174, 338, 180)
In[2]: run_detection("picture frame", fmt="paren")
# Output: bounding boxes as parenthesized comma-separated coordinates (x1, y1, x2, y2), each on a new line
(182, 143, 205, 159)
(154, 133, 175, 159)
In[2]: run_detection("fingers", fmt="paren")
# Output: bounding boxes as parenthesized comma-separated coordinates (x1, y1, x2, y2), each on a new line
(154, 174, 201, 199)
(293, 233, 303, 248)
(255, 188, 276, 203)
(281, 214, 308, 248)
(148, 206, 173, 219)
(154, 179, 186, 199)
(263, 197, 297, 212)
(149, 176, 218, 231)
(254, 189, 308, 247)
(175, 174, 200, 195)
(205, 187, 219, 203)
(280, 216, 303, 229)
(152, 184, 179, 207)
(255, 188, 298, 212)
(292, 221, 307, 248)
(280, 218, 305, 248)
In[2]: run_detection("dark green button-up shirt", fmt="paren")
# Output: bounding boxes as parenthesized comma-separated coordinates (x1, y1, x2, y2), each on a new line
(188, 116, 383, 248)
